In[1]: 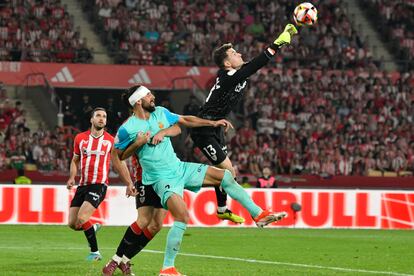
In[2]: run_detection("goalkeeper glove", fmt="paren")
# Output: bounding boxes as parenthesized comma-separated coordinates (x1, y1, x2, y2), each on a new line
(271, 24, 298, 49)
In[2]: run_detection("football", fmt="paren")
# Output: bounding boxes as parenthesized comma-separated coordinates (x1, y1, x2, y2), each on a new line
(293, 2, 318, 26)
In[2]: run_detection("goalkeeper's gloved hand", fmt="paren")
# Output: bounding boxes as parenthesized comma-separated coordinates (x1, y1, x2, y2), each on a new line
(271, 24, 298, 49)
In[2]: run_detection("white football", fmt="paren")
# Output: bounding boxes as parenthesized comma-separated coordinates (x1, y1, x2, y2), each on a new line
(293, 2, 318, 26)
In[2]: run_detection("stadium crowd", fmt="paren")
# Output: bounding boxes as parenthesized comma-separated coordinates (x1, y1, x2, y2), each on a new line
(1, 0, 413, 180)
(82, 0, 380, 69)
(2, 68, 413, 178)
(0, 0, 93, 63)
(361, 0, 414, 71)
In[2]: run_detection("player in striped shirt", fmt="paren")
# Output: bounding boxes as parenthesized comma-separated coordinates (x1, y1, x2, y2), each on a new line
(67, 107, 136, 261)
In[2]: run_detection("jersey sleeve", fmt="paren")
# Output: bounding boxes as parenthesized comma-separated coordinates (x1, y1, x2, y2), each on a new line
(161, 106, 179, 126)
(114, 125, 132, 150)
(73, 134, 81, 156)
(220, 51, 272, 89)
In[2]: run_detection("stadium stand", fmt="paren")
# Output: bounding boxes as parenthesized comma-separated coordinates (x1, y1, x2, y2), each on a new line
(0, 0, 93, 63)
(1, 1, 412, 182)
(81, 0, 381, 68)
(361, 0, 414, 71)
(2, 69, 413, 178)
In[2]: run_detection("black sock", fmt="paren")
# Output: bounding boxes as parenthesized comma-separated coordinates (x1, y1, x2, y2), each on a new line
(124, 228, 153, 259)
(214, 186, 227, 211)
(115, 222, 142, 258)
(82, 221, 98, 252)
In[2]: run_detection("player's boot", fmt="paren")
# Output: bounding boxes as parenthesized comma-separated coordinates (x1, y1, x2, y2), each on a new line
(216, 209, 245, 224)
(254, 210, 288, 228)
(118, 261, 135, 276)
(86, 252, 102, 261)
(159, 266, 186, 276)
(102, 259, 118, 276)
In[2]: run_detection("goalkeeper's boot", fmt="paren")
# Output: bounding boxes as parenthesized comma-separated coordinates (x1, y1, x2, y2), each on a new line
(217, 209, 245, 224)
(254, 210, 288, 228)
(119, 261, 135, 276)
(102, 259, 118, 276)
(159, 266, 186, 276)
(86, 251, 102, 261)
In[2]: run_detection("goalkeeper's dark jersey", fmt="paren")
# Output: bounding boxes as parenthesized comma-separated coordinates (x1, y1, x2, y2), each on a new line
(192, 50, 274, 136)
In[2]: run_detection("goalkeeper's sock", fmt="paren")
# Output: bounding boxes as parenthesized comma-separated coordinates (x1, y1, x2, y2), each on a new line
(220, 170, 262, 218)
(82, 221, 98, 252)
(162, 221, 187, 269)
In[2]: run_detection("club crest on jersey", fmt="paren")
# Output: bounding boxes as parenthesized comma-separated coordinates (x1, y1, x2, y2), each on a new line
(102, 140, 110, 147)
(158, 122, 164, 129)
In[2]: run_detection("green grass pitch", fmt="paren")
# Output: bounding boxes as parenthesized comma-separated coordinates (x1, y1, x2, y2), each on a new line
(0, 225, 413, 275)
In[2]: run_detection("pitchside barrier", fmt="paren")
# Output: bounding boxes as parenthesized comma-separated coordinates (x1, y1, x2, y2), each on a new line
(0, 185, 413, 229)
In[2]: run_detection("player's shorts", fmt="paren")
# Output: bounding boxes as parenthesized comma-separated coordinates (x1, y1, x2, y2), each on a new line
(70, 184, 107, 209)
(191, 132, 228, 165)
(135, 180, 162, 209)
(150, 161, 209, 209)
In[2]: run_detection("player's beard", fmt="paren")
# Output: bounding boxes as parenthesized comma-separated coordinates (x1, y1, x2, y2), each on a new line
(142, 100, 155, 112)
(93, 122, 105, 131)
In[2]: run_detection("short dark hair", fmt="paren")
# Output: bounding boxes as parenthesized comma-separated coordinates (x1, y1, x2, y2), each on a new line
(213, 43, 233, 68)
(91, 107, 106, 118)
(121, 85, 141, 108)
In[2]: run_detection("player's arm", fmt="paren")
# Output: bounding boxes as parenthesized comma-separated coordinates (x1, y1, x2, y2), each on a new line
(111, 147, 137, 197)
(118, 132, 150, 160)
(222, 24, 298, 87)
(66, 154, 80, 190)
(151, 124, 182, 145)
(178, 115, 234, 132)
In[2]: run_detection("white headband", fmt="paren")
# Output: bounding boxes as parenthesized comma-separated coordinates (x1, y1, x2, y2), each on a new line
(128, 86, 151, 106)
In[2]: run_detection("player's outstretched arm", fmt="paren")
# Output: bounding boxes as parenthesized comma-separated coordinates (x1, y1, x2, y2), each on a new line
(178, 115, 234, 132)
(66, 155, 79, 190)
(224, 24, 298, 87)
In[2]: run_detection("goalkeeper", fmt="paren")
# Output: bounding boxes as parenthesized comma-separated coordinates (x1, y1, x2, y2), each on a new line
(191, 24, 298, 222)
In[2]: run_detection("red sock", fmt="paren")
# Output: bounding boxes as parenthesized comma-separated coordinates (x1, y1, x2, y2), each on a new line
(130, 222, 142, 235)
(81, 221, 93, 231)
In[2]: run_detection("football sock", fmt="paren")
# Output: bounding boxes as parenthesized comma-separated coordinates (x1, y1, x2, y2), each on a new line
(214, 186, 228, 212)
(162, 221, 187, 269)
(112, 254, 122, 264)
(115, 222, 142, 258)
(82, 221, 98, 252)
(220, 170, 262, 218)
(121, 255, 130, 264)
(124, 227, 153, 259)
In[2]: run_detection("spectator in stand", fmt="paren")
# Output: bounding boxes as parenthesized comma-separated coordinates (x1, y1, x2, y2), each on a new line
(62, 94, 76, 126)
(376, 150, 390, 176)
(9, 146, 25, 170)
(392, 149, 408, 176)
(320, 154, 336, 177)
(256, 167, 276, 188)
(79, 95, 94, 130)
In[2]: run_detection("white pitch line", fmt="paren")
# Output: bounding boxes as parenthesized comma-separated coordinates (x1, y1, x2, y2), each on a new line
(0, 246, 412, 276)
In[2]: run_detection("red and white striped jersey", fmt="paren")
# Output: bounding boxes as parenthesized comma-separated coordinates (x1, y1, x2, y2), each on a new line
(73, 130, 114, 186)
